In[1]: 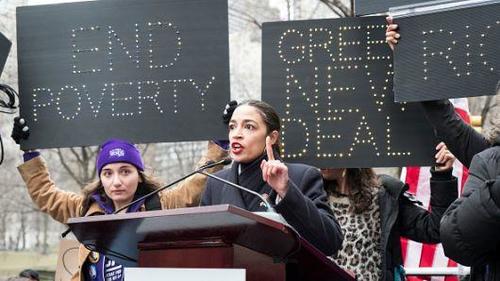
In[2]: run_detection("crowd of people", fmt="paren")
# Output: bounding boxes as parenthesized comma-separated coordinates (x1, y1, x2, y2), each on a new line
(7, 16, 499, 281)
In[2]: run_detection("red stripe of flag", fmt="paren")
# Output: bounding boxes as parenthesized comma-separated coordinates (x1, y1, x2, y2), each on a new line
(401, 99, 470, 281)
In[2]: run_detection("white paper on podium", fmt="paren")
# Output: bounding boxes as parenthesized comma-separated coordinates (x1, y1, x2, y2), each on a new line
(124, 268, 246, 281)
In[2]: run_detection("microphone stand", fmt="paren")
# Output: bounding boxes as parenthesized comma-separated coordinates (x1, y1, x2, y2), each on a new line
(113, 160, 225, 214)
(197, 170, 277, 213)
(61, 158, 230, 238)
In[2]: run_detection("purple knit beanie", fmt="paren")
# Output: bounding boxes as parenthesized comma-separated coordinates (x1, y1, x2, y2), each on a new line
(96, 139, 144, 174)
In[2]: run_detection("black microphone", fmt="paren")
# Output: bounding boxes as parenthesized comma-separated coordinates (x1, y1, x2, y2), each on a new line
(197, 170, 277, 213)
(61, 158, 231, 238)
(114, 158, 231, 214)
(200, 158, 232, 169)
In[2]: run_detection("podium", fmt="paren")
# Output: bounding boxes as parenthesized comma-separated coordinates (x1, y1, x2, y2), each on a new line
(68, 204, 354, 281)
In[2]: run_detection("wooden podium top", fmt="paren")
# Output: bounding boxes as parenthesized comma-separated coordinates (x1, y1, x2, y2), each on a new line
(68, 205, 297, 266)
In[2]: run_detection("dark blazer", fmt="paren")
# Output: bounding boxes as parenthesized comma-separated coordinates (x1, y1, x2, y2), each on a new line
(441, 146, 500, 281)
(201, 161, 343, 256)
(378, 172, 457, 281)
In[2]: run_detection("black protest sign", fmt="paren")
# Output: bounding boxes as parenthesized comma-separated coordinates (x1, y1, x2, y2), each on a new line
(0, 32, 11, 76)
(17, 0, 229, 150)
(393, 3, 500, 102)
(262, 17, 437, 168)
(355, 0, 433, 16)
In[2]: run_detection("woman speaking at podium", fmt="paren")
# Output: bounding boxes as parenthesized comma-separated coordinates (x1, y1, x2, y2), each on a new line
(201, 100, 343, 256)
(11, 119, 227, 281)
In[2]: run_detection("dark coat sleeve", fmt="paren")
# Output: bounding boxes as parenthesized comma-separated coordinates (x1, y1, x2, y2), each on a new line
(200, 176, 213, 206)
(421, 100, 490, 168)
(274, 166, 343, 256)
(440, 154, 500, 266)
(398, 168, 458, 243)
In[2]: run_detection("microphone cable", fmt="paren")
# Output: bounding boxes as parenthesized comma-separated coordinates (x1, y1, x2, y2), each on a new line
(0, 83, 18, 113)
(0, 83, 19, 165)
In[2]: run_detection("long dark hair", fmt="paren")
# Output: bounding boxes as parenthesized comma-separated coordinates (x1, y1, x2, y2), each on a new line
(237, 100, 282, 155)
(325, 168, 380, 214)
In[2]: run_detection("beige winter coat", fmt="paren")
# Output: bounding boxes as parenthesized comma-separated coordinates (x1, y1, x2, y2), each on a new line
(17, 142, 227, 281)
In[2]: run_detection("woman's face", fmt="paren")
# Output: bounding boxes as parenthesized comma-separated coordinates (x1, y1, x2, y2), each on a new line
(228, 105, 277, 163)
(100, 162, 140, 209)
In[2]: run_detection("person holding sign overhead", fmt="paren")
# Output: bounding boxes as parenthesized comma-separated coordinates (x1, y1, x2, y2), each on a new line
(11, 117, 227, 281)
(386, 17, 500, 281)
(201, 100, 343, 257)
(320, 142, 457, 281)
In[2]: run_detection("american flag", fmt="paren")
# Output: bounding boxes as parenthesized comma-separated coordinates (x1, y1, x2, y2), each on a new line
(400, 98, 470, 281)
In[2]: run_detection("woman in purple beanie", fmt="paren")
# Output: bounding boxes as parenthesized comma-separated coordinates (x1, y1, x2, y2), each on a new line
(12, 120, 227, 281)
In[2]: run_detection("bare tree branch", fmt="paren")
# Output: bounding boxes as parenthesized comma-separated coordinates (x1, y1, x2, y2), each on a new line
(481, 95, 496, 124)
(319, 0, 351, 17)
(229, 6, 262, 29)
(308, 1, 322, 18)
(57, 148, 85, 187)
(69, 147, 84, 165)
(286, 0, 292, 20)
(141, 144, 150, 158)
(82, 147, 91, 183)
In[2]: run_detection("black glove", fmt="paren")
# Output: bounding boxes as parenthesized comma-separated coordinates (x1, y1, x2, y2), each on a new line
(11, 116, 30, 144)
(222, 100, 238, 125)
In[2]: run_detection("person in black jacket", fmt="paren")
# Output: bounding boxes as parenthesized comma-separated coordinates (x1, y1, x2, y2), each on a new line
(440, 127, 500, 281)
(321, 142, 458, 281)
(201, 100, 343, 257)
(386, 16, 500, 281)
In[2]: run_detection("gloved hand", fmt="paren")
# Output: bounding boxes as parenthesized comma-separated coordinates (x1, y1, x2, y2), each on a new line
(222, 100, 238, 125)
(11, 116, 30, 144)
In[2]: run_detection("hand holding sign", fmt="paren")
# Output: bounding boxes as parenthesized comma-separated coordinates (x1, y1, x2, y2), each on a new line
(434, 142, 455, 172)
(260, 136, 289, 198)
(11, 117, 30, 145)
(385, 16, 400, 51)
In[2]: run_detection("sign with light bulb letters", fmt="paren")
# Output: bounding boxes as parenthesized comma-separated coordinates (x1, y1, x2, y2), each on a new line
(17, 0, 229, 150)
(393, 2, 500, 102)
(262, 17, 437, 168)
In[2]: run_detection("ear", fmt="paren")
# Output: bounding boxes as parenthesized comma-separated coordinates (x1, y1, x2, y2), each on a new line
(268, 130, 279, 146)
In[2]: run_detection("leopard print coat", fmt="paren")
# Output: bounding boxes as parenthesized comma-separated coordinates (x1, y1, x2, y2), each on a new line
(329, 189, 382, 281)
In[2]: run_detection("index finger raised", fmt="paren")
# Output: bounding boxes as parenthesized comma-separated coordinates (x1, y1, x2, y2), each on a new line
(266, 136, 275, 161)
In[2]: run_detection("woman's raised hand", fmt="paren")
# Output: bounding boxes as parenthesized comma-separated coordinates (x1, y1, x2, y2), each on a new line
(260, 136, 289, 197)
